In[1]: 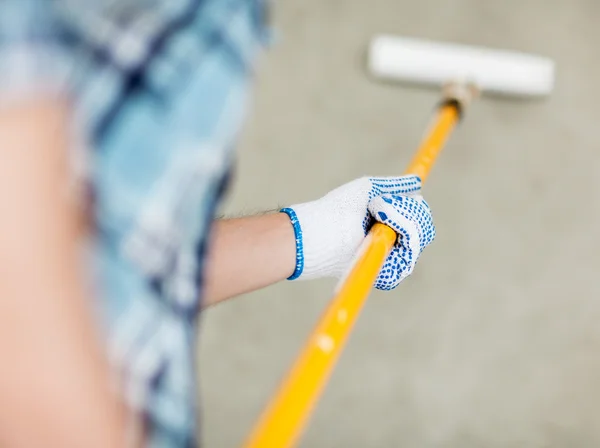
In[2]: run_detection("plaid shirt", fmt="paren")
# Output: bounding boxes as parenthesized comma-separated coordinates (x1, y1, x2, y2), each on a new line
(1, 0, 269, 446)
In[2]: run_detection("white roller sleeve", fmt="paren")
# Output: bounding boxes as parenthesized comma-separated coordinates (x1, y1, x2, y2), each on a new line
(369, 35, 555, 97)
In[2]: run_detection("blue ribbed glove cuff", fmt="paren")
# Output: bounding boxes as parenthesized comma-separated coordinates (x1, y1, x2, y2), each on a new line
(280, 208, 304, 280)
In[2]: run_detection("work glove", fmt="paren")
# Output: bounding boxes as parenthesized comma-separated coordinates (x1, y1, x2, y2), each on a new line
(281, 175, 435, 290)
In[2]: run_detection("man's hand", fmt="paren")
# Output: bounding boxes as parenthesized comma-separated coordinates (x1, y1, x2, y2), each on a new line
(281, 175, 435, 290)
(203, 175, 435, 306)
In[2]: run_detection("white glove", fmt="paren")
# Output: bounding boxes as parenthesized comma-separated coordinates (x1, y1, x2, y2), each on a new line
(281, 175, 435, 290)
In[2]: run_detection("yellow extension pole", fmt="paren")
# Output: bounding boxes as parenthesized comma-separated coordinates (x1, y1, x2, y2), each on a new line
(244, 101, 461, 448)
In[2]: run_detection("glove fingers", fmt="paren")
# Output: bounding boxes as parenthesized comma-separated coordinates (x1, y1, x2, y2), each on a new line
(373, 224, 418, 290)
(375, 250, 411, 290)
(370, 175, 422, 196)
(367, 193, 436, 290)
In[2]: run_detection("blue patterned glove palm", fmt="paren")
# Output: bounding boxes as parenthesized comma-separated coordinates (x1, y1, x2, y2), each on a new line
(281, 175, 436, 290)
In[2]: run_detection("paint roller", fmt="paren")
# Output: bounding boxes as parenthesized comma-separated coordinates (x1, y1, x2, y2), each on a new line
(244, 36, 555, 448)
(370, 35, 554, 97)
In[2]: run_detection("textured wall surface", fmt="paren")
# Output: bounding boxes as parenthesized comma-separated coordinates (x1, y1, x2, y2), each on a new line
(200, 1, 600, 446)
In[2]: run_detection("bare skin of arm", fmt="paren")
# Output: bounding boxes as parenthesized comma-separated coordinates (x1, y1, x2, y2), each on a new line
(0, 99, 127, 447)
(203, 213, 297, 307)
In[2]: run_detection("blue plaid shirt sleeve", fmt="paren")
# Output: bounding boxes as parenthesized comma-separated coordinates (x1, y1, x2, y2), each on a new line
(1, 1, 270, 446)
(0, 0, 70, 102)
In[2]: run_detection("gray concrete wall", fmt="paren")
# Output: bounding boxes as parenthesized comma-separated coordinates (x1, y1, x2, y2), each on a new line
(199, 1, 600, 446)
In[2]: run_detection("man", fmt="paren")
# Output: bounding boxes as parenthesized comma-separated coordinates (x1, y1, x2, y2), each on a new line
(0, 1, 435, 446)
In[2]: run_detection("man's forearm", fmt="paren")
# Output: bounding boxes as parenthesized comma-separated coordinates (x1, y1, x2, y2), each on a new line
(203, 213, 297, 306)
(0, 99, 126, 447)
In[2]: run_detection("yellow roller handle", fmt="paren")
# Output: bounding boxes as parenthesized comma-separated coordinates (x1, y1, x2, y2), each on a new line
(244, 102, 461, 448)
